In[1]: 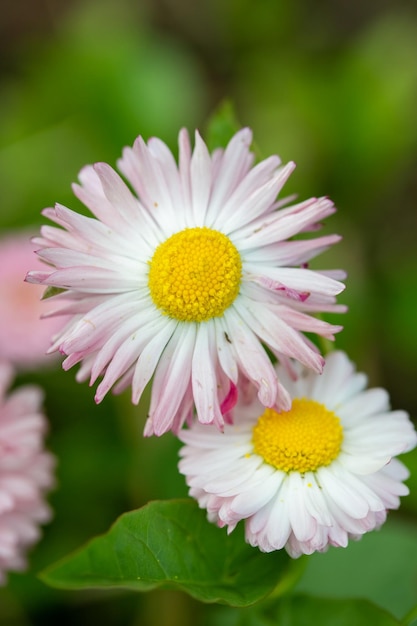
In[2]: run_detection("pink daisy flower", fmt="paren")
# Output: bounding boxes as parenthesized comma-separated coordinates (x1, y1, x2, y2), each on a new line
(26, 128, 345, 435)
(0, 232, 68, 368)
(178, 351, 417, 558)
(0, 361, 55, 584)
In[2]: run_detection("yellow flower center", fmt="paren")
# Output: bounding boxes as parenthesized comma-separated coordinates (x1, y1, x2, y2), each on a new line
(148, 227, 242, 322)
(252, 398, 343, 473)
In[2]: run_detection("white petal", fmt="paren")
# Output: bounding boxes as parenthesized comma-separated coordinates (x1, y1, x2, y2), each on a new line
(94, 163, 143, 225)
(147, 324, 197, 435)
(213, 317, 238, 383)
(224, 306, 278, 407)
(190, 131, 213, 226)
(234, 299, 325, 373)
(147, 136, 183, 214)
(242, 233, 342, 266)
(260, 479, 292, 550)
(229, 466, 279, 517)
(317, 466, 370, 519)
(202, 456, 263, 496)
(287, 472, 317, 542)
(337, 388, 390, 423)
(93, 313, 171, 398)
(206, 128, 254, 222)
(192, 323, 223, 426)
(245, 266, 345, 298)
(308, 350, 361, 406)
(131, 318, 178, 404)
(301, 472, 334, 526)
(233, 197, 335, 249)
(216, 161, 294, 233)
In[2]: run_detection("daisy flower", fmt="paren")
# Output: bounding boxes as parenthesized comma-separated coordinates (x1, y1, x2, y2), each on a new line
(0, 232, 68, 369)
(0, 361, 55, 583)
(26, 128, 345, 435)
(178, 351, 417, 557)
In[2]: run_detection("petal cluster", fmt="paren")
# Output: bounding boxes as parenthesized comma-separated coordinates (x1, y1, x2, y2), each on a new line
(27, 128, 345, 435)
(178, 351, 417, 557)
(0, 361, 55, 583)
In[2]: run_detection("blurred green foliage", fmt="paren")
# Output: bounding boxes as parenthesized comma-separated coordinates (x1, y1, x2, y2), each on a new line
(0, 0, 417, 624)
(0, 0, 206, 230)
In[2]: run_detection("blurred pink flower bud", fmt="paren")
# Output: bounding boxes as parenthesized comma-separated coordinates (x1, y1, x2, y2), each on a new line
(0, 231, 68, 368)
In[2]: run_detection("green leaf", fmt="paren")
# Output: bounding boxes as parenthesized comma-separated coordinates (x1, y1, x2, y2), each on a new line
(270, 595, 401, 626)
(206, 595, 401, 626)
(39, 499, 290, 606)
(205, 100, 242, 151)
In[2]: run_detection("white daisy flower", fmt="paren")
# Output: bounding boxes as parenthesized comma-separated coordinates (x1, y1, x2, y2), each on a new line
(178, 351, 417, 557)
(27, 128, 345, 435)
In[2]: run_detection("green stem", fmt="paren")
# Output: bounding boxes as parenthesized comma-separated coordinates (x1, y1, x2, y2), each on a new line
(264, 555, 308, 602)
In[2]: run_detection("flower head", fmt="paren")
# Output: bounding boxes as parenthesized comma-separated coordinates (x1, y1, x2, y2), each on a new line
(178, 351, 417, 557)
(0, 232, 68, 368)
(27, 128, 345, 435)
(0, 361, 55, 584)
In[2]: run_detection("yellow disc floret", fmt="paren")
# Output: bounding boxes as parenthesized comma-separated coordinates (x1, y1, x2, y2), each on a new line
(252, 398, 343, 473)
(148, 227, 242, 322)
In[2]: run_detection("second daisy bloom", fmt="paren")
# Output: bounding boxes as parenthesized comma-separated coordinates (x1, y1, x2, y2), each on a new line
(27, 128, 345, 435)
(179, 351, 417, 557)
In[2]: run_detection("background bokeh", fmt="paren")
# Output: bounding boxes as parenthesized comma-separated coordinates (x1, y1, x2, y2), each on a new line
(1, 0, 416, 624)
